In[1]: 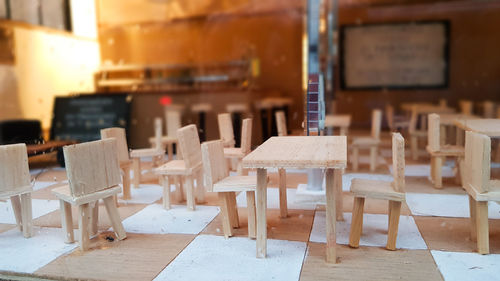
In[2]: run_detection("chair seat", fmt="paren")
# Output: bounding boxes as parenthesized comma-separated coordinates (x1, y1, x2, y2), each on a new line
(223, 147, 246, 158)
(213, 176, 257, 192)
(130, 148, 165, 158)
(426, 145, 464, 157)
(350, 179, 405, 202)
(0, 185, 32, 199)
(148, 136, 177, 145)
(154, 160, 201, 176)
(52, 185, 121, 205)
(352, 137, 380, 147)
(465, 180, 500, 202)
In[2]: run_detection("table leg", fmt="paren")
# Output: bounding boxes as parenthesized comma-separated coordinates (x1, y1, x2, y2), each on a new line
(256, 168, 267, 258)
(325, 168, 337, 263)
(278, 168, 288, 218)
(132, 158, 140, 188)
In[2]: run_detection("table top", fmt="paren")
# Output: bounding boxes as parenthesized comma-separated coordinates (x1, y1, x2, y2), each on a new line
(401, 103, 455, 114)
(453, 118, 500, 137)
(438, 113, 480, 125)
(242, 136, 347, 169)
(324, 114, 351, 127)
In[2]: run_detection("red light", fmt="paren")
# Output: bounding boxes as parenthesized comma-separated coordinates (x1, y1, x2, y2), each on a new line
(160, 96, 172, 106)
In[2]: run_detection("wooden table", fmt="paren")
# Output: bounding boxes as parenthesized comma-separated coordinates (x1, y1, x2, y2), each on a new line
(401, 103, 456, 114)
(242, 136, 347, 263)
(437, 114, 479, 145)
(324, 114, 351, 136)
(454, 118, 500, 146)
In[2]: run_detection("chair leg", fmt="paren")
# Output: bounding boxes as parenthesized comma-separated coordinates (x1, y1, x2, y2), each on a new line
(349, 197, 365, 248)
(387, 201, 402, 250)
(103, 196, 127, 241)
(352, 147, 359, 171)
(90, 201, 99, 237)
(185, 175, 195, 211)
(122, 165, 131, 200)
(174, 176, 184, 202)
(227, 192, 240, 228)
(246, 191, 256, 239)
(132, 158, 140, 188)
(468, 195, 477, 242)
(10, 195, 22, 231)
(431, 156, 443, 188)
(78, 203, 91, 251)
(455, 157, 464, 185)
(20, 193, 32, 238)
(334, 169, 344, 221)
(60, 200, 74, 243)
(278, 168, 288, 218)
(369, 146, 377, 172)
(475, 200, 489, 254)
(411, 136, 418, 161)
(162, 176, 171, 209)
(196, 170, 206, 204)
(218, 193, 233, 238)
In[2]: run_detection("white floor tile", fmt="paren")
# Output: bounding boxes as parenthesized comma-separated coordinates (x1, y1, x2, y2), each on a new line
(431, 250, 500, 281)
(236, 188, 317, 210)
(0, 199, 59, 224)
(390, 164, 454, 177)
(118, 184, 163, 204)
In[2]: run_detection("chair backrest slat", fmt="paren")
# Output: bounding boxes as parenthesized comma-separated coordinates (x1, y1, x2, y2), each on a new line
(460, 100, 473, 115)
(100, 127, 130, 162)
(392, 133, 405, 193)
(385, 105, 395, 131)
(0, 143, 30, 195)
(165, 109, 182, 137)
(201, 140, 228, 192)
(275, 111, 287, 136)
(427, 113, 440, 152)
(483, 101, 495, 118)
(409, 105, 418, 133)
(154, 117, 163, 149)
(177, 124, 202, 169)
(371, 109, 382, 139)
(64, 139, 121, 197)
(218, 113, 235, 147)
(465, 131, 490, 193)
(240, 118, 253, 154)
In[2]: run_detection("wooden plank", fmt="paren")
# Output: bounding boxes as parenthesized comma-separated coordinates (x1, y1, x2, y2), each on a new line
(217, 113, 235, 148)
(246, 191, 256, 239)
(278, 168, 288, 218)
(103, 196, 127, 240)
(454, 119, 500, 137)
(20, 192, 32, 238)
(325, 168, 337, 263)
(348, 197, 364, 248)
(78, 203, 91, 251)
(59, 200, 74, 243)
(256, 168, 267, 258)
(0, 143, 31, 196)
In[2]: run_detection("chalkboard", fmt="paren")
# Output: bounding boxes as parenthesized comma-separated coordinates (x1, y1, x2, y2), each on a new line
(340, 21, 449, 90)
(50, 93, 132, 142)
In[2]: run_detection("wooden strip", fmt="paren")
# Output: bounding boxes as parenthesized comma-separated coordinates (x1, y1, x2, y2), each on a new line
(162, 176, 171, 209)
(349, 197, 365, 248)
(325, 168, 337, 263)
(20, 193, 32, 238)
(185, 175, 195, 211)
(103, 196, 127, 241)
(10, 195, 22, 231)
(246, 191, 256, 239)
(475, 200, 489, 254)
(60, 200, 74, 243)
(334, 169, 343, 221)
(387, 201, 402, 250)
(278, 168, 288, 218)
(256, 168, 267, 258)
(78, 203, 91, 251)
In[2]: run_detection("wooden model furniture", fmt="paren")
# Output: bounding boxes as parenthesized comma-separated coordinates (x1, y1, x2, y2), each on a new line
(482, 101, 495, 118)
(459, 100, 474, 115)
(218, 113, 236, 148)
(351, 109, 382, 172)
(191, 103, 213, 142)
(426, 114, 464, 188)
(155, 124, 205, 210)
(349, 133, 406, 251)
(385, 104, 410, 132)
(226, 103, 250, 147)
(130, 118, 165, 187)
(201, 140, 257, 239)
(243, 136, 347, 263)
(223, 118, 253, 175)
(0, 143, 32, 238)
(149, 106, 183, 161)
(324, 114, 351, 136)
(409, 105, 428, 160)
(275, 111, 287, 137)
(101, 127, 132, 200)
(463, 131, 500, 254)
(52, 139, 126, 251)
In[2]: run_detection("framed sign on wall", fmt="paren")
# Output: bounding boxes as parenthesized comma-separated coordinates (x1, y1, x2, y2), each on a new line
(340, 21, 450, 90)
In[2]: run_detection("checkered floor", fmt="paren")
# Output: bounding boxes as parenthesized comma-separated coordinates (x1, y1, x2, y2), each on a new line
(1, 133, 499, 281)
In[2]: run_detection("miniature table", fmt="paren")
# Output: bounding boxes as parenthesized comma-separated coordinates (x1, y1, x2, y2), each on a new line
(242, 136, 347, 263)
(324, 114, 351, 136)
(401, 103, 456, 114)
(454, 118, 500, 145)
(437, 114, 480, 145)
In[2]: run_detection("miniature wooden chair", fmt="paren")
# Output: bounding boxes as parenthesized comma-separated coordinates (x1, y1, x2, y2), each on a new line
(426, 114, 464, 188)
(459, 100, 474, 115)
(226, 103, 250, 147)
(130, 118, 165, 188)
(275, 111, 287, 137)
(482, 101, 496, 118)
(52, 139, 126, 251)
(100, 127, 132, 200)
(409, 105, 427, 160)
(217, 113, 236, 148)
(385, 104, 409, 132)
(155, 124, 205, 210)
(191, 103, 213, 142)
(463, 131, 500, 254)
(352, 109, 382, 172)
(223, 118, 253, 175)
(0, 143, 32, 238)
(201, 140, 257, 239)
(349, 133, 406, 250)
(149, 107, 182, 161)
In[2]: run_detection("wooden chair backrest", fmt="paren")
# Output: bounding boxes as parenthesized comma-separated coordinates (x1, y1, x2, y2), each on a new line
(459, 100, 473, 115)
(0, 143, 30, 195)
(371, 109, 382, 139)
(177, 124, 202, 169)
(465, 131, 490, 193)
(100, 127, 130, 162)
(154, 117, 163, 149)
(201, 140, 228, 192)
(409, 105, 419, 133)
(483, 101, 495, 118)
(240, 118, 253, 154)
(165, 108, 182, 137)
(64, 139, 121, 197)
(275, 111, 287, 136)
(427, 113, 440, 152)
(217, 113, 235, 147)
(391, 133, 405, 193)
(385, 104, 395, 131)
